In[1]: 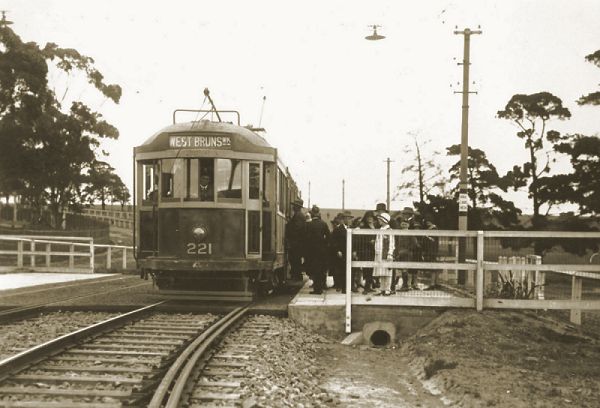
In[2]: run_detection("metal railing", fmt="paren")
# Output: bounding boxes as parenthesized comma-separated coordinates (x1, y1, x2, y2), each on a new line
(0, 235, 134, 273)
(345, 229, 600, 332)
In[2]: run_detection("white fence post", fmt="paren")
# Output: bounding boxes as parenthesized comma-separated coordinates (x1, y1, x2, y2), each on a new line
(17, 240, 23, 268)
(106, 246, 112, 269)
(570, 276, 582, 325)
(45, 243, 51, 267)
(122, 247, 127, 269)
(89, 241, 95, 273)
(30, 240, 35, 267)
(69, 244, 75, 269)
(476, 231, 484, 311)
(345, 228, 352, 334)
(530, 255, 544, 300)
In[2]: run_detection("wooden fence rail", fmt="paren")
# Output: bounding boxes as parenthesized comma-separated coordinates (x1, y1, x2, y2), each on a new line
(0, 235, 133, 273)
(345, 229, 600, 332)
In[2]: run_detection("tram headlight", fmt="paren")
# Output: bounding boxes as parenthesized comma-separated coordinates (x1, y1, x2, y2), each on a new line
(192, 226, 208, 241)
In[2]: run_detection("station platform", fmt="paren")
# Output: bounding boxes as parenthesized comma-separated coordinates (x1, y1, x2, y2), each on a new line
(288, 280, 471, 340)
(0, 272, 115, 292)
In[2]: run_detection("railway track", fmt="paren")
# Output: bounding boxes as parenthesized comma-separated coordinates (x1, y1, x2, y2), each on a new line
(0, 279, 152, 324)
(150, 308, 279, 408)
(0, 302, 219, 407)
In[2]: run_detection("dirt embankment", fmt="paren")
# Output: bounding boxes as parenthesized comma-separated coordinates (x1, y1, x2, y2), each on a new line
(401, 309, 600, 407)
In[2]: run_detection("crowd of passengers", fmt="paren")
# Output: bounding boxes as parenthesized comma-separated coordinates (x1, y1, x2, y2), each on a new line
(285, 200, 441, 295)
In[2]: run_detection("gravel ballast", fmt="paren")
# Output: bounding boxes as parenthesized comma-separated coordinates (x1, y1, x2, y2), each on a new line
(0, 311, 117, 360)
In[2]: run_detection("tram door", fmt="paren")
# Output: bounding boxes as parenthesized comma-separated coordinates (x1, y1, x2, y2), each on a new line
(246, 161, 262, 257)
(138, 161, 159, 258)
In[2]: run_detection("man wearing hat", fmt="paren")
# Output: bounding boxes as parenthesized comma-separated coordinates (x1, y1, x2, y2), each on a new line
(285, 198, 306, 281)
(330, 210, 354, 293)
(304, 205, 331, 294)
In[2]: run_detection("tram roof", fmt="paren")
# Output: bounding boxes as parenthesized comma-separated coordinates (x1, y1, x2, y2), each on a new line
(134, 120, 275, 155)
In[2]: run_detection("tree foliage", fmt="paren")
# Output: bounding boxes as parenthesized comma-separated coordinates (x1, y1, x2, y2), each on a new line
(84, 161, 129, 210)
(395, 135, 447, 205)
(445, 145, 521, 229)
(577, 49, 600, 106)
(497, 92, 571, 219)
(0, 22, 122, 226)
(537, 134, 600, 215)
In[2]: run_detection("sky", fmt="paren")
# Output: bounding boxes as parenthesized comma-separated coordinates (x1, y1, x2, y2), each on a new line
(5, 0, 600, 213)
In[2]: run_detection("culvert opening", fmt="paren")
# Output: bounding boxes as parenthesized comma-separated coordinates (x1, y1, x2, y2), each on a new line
(370, 329, 391, 347)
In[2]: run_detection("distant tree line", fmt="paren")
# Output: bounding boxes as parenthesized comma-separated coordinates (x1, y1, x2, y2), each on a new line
(0, 22, 129, 227)
(397, 48, 600, 238)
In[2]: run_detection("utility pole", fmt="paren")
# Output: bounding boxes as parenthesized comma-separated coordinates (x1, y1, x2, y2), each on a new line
(342, 179, 345, 210)
(384, 158, 394, 211)
(454, 27, 481, 285)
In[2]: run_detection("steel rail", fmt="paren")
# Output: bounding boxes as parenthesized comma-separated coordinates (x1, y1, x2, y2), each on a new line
(0, 301, 165, 381)
(0, 280, 152, 324)
(148, 305, 249, 408)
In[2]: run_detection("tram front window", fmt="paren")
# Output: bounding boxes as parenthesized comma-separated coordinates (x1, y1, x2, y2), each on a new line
(142, 162, 158, 204)
(187, 158, 214, 201)
(216, 158, 242, 203)
(161, 158, 184, 199)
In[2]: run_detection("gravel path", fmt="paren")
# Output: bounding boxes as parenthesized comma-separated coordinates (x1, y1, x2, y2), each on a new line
(0, 311, 117, 360)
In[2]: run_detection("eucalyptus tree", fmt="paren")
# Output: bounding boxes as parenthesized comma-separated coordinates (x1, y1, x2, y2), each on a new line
(0, 22, 121, 226)
(497, 92, 571, 222)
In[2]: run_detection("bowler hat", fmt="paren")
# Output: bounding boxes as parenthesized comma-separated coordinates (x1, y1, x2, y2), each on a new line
(401, 207, 415, 215)
(375, 203, 387, 212)
(292, 198, 304, 208)
(310, 205, 320, 216)
(342, 210, 353, 218)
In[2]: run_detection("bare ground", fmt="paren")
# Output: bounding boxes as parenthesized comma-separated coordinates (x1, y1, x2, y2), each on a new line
(317, 310, 600, 407)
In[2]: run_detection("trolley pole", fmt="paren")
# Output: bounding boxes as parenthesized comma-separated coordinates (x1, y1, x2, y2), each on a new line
(454, 27, 481, 285)
(308, 181, 311, 209)
(384, 158, 394, 211)
(342, 179, 345, 210)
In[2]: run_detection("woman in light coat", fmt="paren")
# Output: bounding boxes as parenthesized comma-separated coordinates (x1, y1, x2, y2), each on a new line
(373, 212, 395, 296)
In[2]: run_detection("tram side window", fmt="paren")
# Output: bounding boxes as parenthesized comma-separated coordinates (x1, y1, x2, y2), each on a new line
(187, 158, 214, 201)
(161, 158, 184, 199)
(216, 159, 242, 203)
(249, 163, 260, 200)
(263, 163, 274, 207)
(278, 169, 287, 214)
(142, 162, 158, 203)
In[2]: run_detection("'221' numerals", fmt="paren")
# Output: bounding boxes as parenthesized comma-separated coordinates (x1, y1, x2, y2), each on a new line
(186, 243, 213, 255)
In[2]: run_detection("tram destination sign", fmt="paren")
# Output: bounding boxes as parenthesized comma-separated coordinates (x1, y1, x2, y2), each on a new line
(169, 135, 232, 149)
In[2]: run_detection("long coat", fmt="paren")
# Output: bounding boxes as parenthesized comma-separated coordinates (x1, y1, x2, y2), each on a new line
(330, 224, 348, 266)
(304, 217, 331, 269)
(373, 225, 395, 277)
(285, 211, 306, 253)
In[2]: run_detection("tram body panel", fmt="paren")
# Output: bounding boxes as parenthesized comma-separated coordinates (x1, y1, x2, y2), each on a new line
(133, 119, 300, 298)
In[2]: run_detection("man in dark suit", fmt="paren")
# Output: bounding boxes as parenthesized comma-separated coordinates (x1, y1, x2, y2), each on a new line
(285, 198, 306, 281)
(304, 206, 331, 294)
(330, 210, 353, 293)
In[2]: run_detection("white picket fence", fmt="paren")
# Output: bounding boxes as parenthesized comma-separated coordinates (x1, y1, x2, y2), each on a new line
(0, 235, 133, 273)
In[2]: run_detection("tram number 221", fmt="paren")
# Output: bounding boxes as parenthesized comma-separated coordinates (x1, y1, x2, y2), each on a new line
(186, 243, 213, 255)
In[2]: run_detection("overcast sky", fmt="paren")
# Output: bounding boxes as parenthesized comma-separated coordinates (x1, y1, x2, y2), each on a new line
(6, 0, 600, 212)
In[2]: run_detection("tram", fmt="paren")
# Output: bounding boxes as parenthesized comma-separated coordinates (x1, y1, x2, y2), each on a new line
(133, 99, 300, 300)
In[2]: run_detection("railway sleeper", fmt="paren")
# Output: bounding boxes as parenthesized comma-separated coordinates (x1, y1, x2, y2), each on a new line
(35, 364, 155, 374)
(0, 386, 132, 398)
(10, 373, 143, 384)
(92, 338, 184, 346)
(191, 391, 242, 400)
